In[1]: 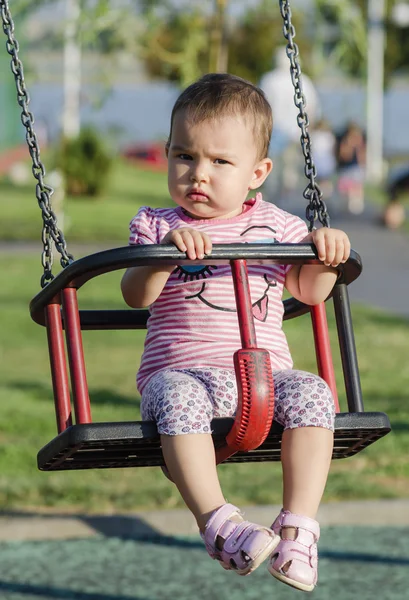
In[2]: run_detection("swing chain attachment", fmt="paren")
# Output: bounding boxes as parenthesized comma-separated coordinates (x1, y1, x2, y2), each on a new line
(279, 0, 330, 232)
(1, 0, 74, 287)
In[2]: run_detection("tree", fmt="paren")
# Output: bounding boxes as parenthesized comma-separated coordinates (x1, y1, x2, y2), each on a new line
(11, 0, 54, 18)
(138, 6, 208, 88)
(315, 0, 409, 82)
(137, 0, 310, 86)
(228, 0, 311, 83)
(314, 0, 367, 78)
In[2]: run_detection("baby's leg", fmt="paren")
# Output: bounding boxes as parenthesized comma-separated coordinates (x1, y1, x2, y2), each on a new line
(273, 369, 335, 518)
(141, 369, 225, 530)
(161, 433, 226, 530)
(142, 368, 278, 574)
(281, 426, 333, 518)
(269, 369, 335, 591)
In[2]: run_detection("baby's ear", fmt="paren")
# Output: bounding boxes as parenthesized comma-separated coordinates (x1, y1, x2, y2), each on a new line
(249, 158, 273, 189)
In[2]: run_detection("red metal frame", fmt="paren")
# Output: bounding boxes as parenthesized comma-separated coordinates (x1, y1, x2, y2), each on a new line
(310, 303, 340, 412)
(45, 302, 72, 432)
(44, 275, 341, 441)
(230, 259, 257, 348)
(61, 288, 92, 424)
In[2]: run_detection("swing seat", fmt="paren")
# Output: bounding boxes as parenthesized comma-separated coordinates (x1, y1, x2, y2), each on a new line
(37, 413, 391, 471)
(30, 244, 391, 471)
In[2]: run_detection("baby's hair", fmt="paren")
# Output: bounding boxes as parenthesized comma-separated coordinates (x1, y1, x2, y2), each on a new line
(167, 73, 273, 160)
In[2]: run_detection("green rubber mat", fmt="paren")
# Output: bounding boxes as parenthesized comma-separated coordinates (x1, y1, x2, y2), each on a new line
(0, 526, 408, 600)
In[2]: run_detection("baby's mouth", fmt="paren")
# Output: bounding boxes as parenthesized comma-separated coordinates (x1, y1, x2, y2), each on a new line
(188, 189, 209, 202)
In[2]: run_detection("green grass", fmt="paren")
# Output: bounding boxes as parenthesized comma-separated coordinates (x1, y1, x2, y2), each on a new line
(0, 251, 408, 513)
(1, 158, 408, 511)
(1, 156, 408, 241)
(0, 158, 172, 242)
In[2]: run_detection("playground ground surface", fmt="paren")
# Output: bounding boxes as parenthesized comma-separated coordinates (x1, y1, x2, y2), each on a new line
(1, 500, 408, 600)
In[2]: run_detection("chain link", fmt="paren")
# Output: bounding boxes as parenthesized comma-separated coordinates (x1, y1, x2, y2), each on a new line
(1, 0, 74, 286)
(279, 0, 330, 231)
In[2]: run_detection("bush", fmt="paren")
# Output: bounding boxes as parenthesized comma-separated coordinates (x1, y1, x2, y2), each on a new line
(57, 127, 113, 197)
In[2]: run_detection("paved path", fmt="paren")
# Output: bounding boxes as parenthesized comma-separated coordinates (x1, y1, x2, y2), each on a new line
(1, 499, 409, 542)
(331, 212, 409, 318)
(274, 192, 409, 317)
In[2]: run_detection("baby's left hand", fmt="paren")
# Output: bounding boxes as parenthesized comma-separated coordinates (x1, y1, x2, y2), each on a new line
(310, 228, 351, 267)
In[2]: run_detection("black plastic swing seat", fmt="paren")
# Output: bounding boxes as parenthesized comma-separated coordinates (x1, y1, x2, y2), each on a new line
(29, 243, 391, 470)
(37, 412, 391, 471)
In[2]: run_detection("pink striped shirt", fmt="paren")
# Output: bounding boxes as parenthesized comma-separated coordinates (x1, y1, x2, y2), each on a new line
(129, 193, 308, 393)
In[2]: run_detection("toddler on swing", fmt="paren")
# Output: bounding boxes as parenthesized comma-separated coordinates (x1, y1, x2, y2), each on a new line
(121, 73, 351, 592)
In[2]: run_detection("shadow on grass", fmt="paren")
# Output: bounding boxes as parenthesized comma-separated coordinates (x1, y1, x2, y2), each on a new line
(1, 511, 409, 567)
(0, 293, 133, 311)
(387, 422, 409, 433)
(90, 389, 140, 409)
(0, 581, 150, 600)
(0, 179, 33, 195)
(361, 390, 409, 415)
(352, 310, 409, 328)
(8, 381, 140, 408)
(320, 549, 409, 566)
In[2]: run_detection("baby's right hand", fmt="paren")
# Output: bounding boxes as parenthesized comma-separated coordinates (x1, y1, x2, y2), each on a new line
(161, 228, 212, 260)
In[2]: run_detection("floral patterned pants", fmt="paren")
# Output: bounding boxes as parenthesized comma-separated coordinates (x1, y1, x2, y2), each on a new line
(141, 367, 335, 435)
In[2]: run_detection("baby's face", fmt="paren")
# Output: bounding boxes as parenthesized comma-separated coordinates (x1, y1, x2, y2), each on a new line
(167, 111, 270, 220)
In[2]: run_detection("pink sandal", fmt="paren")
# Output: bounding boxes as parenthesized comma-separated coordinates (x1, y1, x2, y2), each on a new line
(268, 509, 320, 592)
(201, 503, 279, 576)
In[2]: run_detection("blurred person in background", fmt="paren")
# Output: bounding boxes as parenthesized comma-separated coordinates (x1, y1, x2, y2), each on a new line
(336, 122, 366, 215)
(311, 119, 337, 199)
(259, 47, 321, 205)
(382, 165, 408, 229)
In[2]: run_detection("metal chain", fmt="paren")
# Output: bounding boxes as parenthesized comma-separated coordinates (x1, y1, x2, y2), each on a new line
(279, 0, 330, 231)
(1, 0, 74, 287)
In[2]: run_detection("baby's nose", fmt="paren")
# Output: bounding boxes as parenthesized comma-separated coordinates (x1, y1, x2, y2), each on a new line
(190, 164, 208, 183)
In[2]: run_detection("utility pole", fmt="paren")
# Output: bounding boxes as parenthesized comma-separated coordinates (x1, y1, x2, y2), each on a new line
(209, 0, 228, 73)
(62, 0, 81, 139)
(59, 0, 81, 231)
(366, 0, 386, 183)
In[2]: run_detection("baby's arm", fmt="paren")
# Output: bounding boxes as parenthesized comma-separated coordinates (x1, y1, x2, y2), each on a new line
(121, 228, 212, 308)
(285, 228, 351, 306)
(121, 264, 175, 308)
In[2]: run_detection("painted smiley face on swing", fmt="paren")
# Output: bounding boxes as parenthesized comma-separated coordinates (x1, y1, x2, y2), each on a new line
(172, 225, 278, 322)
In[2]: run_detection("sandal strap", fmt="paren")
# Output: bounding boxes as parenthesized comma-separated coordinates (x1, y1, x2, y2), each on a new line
(274, 538, 318, 568)
(202, 504, 277, 574)
(222, 521, 270, 556)
(202, 503, 242, 558)
(272, 509, 320, 543)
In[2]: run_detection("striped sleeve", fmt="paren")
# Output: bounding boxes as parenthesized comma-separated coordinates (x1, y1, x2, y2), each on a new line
(128, 206, 160, 245)
(281, 211, 309, 275)
(281, 212, 309, 243)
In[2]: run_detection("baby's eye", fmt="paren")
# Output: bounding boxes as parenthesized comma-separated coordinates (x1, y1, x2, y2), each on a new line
(177, 153, 192, 160)
(214, 158, 229, 165)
